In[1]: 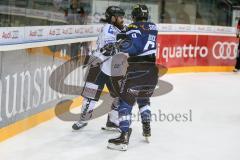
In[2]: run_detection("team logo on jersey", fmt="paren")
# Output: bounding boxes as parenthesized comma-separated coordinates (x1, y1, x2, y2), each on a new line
(108, 26, 115, 34)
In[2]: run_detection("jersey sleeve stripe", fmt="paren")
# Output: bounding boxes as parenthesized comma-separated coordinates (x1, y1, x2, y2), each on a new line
(126, 30, 142, 35)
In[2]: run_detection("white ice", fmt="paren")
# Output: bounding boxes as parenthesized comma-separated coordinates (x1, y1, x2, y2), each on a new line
(0, 72, 240, 160)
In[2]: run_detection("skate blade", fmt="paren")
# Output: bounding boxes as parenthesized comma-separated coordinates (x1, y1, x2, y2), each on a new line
(72, 123, 88, 131)
(107, 143, 128, 151)
(144, 136, 150, 143)
(101, 126, 121, 132)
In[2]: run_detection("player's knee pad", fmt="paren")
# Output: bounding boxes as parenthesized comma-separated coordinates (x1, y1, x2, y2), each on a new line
(118, 100, 132, 116)
(137, 98, 150, 108)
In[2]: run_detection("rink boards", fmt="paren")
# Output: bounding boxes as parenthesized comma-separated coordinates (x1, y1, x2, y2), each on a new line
(0, 24, 238, 142)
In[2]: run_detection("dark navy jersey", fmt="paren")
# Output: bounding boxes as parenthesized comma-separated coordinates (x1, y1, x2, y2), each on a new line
(120, 21, 158, 57)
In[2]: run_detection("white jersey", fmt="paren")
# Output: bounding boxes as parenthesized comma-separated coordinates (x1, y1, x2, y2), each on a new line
(94, 24, 128, 76)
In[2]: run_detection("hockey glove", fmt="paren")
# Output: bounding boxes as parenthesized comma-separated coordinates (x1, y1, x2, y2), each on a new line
(101, 43, 119, 56)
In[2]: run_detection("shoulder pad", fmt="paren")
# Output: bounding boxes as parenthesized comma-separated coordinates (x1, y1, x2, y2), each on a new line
(128, 24, 138, 29)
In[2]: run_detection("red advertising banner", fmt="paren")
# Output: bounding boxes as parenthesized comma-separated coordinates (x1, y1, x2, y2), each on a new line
(157, 34, 238, 68)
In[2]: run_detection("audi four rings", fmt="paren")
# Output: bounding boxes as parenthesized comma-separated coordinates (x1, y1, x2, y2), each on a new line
(212, 41, 238, 60)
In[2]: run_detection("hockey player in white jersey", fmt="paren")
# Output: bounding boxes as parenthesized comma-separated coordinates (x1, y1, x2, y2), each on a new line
(72, 6, 127, 130)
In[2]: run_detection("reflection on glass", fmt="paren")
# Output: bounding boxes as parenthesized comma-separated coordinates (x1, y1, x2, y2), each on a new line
(0, 0, 239, 27)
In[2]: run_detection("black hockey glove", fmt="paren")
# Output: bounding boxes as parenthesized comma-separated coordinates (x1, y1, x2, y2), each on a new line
(100, 43, 119, 56)
(116, 33, 128, 41)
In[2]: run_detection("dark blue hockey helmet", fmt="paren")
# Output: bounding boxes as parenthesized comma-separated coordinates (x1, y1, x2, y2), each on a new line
(131, 4, 149, 21)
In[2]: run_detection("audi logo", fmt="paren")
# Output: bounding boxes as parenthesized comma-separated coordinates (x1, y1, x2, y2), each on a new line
(212, 41, 238, 60)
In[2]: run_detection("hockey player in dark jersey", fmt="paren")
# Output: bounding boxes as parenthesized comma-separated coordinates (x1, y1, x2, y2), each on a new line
(107, 4, 159, 151)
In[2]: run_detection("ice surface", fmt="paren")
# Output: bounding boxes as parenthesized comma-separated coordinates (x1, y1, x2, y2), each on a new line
(0, 72, 240, 160)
